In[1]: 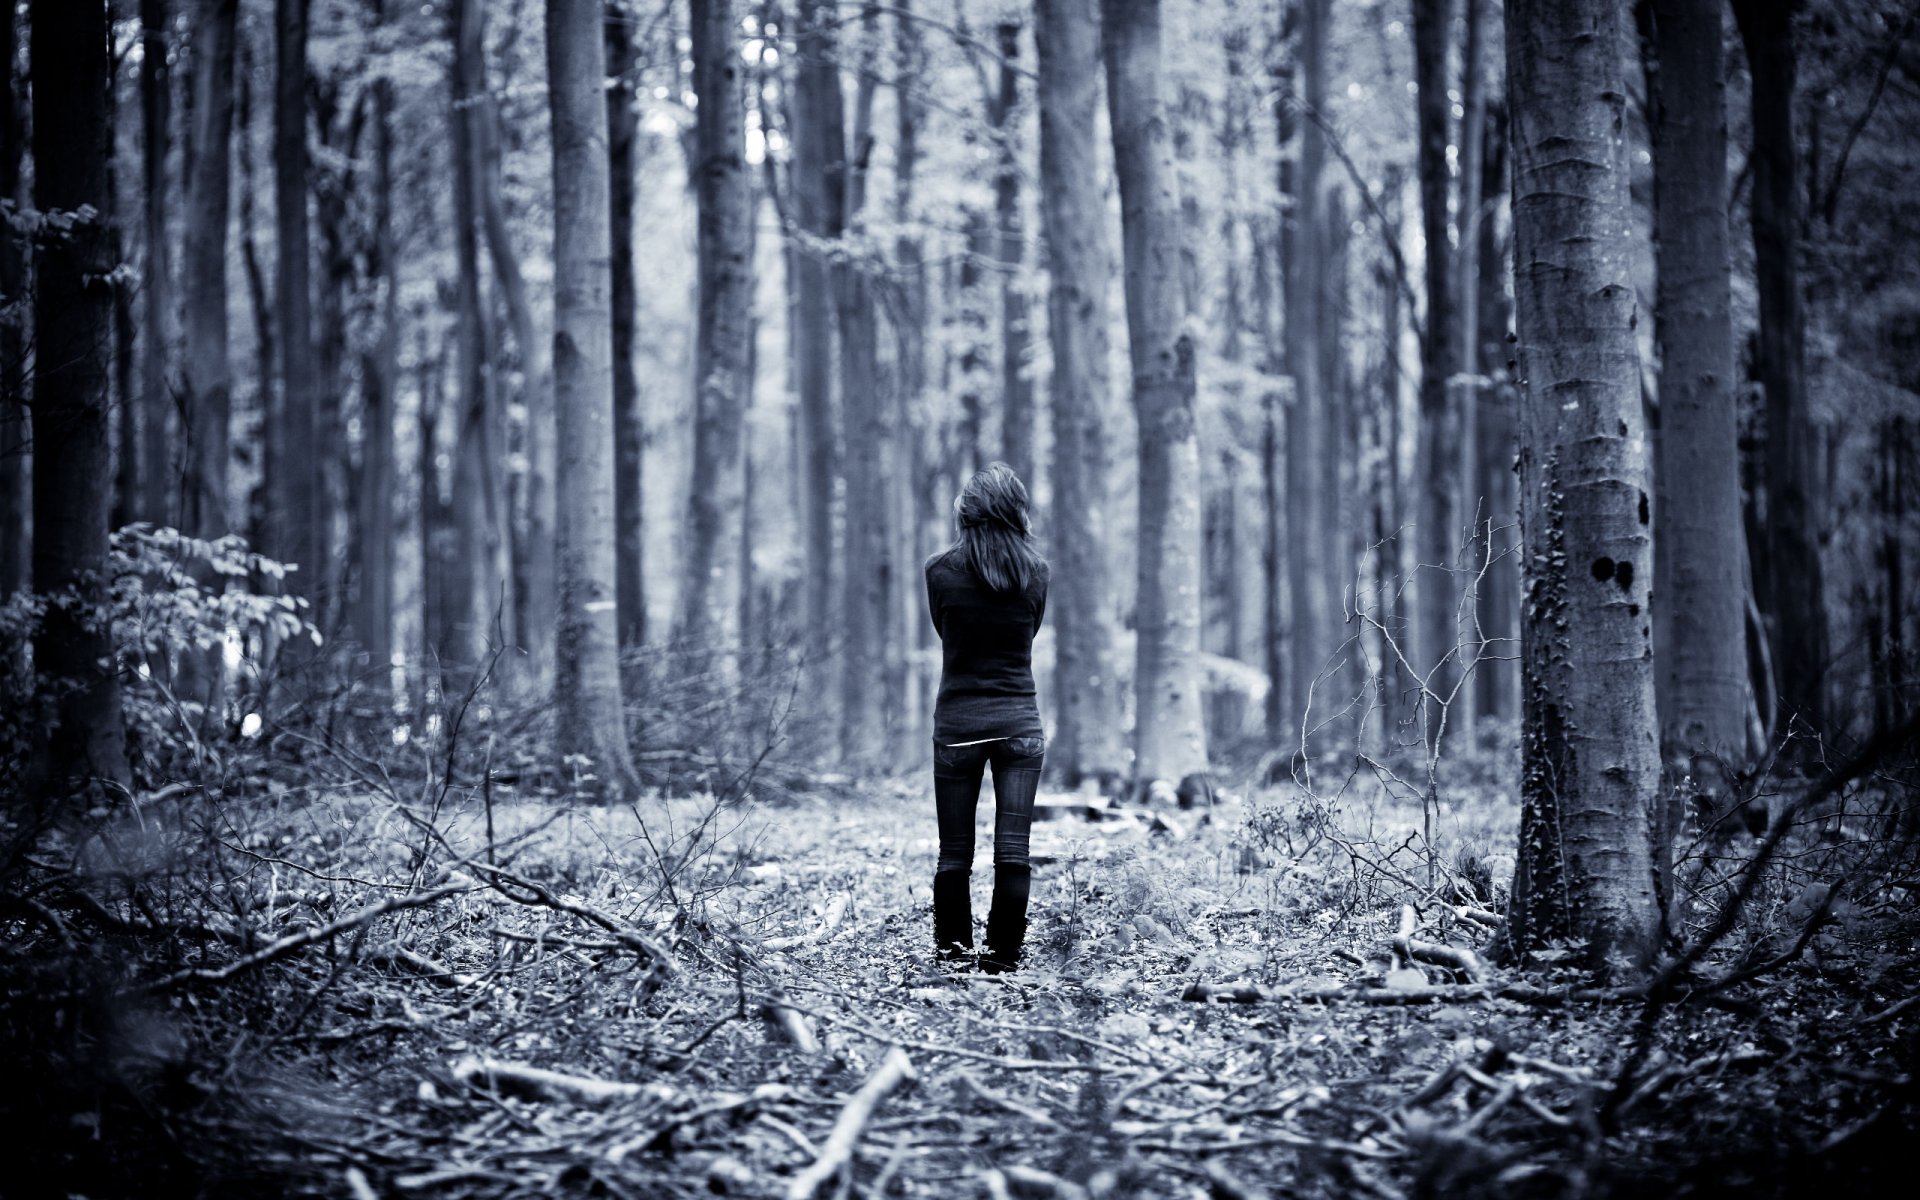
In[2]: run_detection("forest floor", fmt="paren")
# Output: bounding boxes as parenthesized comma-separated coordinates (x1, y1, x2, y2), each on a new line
(10, 753, 1920, 1200)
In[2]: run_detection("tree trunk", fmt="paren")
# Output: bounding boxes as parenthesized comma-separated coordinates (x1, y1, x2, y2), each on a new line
(1732, 0, 1828, 732)
(140, 0, 173, 524)
(681, 0, 753, 663)
(1103, 0, 1209, 795)
(448, 0, 509, 668)
(475, 34, 552, 688)
(836, 2, 890, 766)
(1451, 0, 1485, 745)
(1475, 102, 1519, 726)
(790, 0, 842, 644)
(1412, 0, 1458, 742)
(355, 3, 397, 669)
(272, 0, 321, 622)
(1646, 0, 1746, 791)
(994, 20, 1034, 485)
(547, 0, 641, 797)
(1504, 0, 1658, 973)
(1038, 0, 1125, 790)
(892, 0, 930, 748)
(0, 0, 29, 596)
(181, 0, 237, 540)
(1283, 0, 1330, 737)
(606, 2, 645, 650)
(29, 0, 132, 795)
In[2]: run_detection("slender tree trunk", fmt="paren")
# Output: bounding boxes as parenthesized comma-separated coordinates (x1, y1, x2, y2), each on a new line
(1475, 102, 1519, 726)
(1646, 0, 1746, 797)
(1732, 0, 1828, 732)
(474, 43, 552, 687)
(1283, 0, 1330, 736)
(30, 0, 132, 795)
(1038, 0, 1126, 790)
(1504, 0, 1658, 972)
(893, 0, 930, 747)
(0, 0, 29, 596)
(355, 8, 397, 669)
(1452, 0, 1485, 745)
(836, 3, 890, 765)
(236, 38, 275, 547)
(140, 0, 174, 523)
(272, 0, 321, 624)
(448, 0, 508, 667)
(181, 0, 237, 540)
(606, 2, 645, 649)
(1412, 0, 1458, 742)
(994, 20, 1034, 484)
(547, 0, 641, 797)
(790, 0, 842, 645)
(681, 0, 753, 663)
(1103, 0, 1209, 795)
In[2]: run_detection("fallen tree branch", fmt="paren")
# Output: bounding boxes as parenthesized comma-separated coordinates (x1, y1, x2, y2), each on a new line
(786, 1047, 915, 1200)
(1182, 979, 1639, 1006)
(451, 1055, 647, 1106)
(139, 879, 474, 993)
(458, 858, 676, 978)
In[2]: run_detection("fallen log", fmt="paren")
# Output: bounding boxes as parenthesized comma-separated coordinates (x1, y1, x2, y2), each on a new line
(1182, 979, 1642, 1006)
(451, 1055, 646, 1106)
(786, 1046, 915, 1200)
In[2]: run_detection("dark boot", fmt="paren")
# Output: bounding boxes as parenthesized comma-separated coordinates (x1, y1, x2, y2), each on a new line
(932, 870, 974, 967)
(980, 864, 1031, 974)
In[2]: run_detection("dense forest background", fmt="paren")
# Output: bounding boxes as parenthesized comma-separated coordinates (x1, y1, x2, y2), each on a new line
(3, 0, 1920, 1196)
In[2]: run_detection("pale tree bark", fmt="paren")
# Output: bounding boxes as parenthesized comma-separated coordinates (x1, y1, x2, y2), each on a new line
(994, 20, 1034, 485)
(1412, 0, 1458, 741)
(1038, 0, 1125, 789)
(1646, 0, 1746, 787)
(681, 0, 752, 660)
(836, 2, 891, 766)
(354, 0, 397, 668)
(181, 0, 237, 540)
(1504, 0, 1658, 973)
(547, 0, 641, 797)
(606, 2, 645, 649)
(1, 0, 29, 596)
(789, 0, 842, 642)
(1732, 0, 1829, 733)
(30, 0, 132, 795)
(448, 0, 511, 668)
(1102, 0, 1209, 795)
(892, 0, 929, 746)
(140, 0, 174, 524)
(1451, 0, 1485, 745)
(272, 0, 321, 622)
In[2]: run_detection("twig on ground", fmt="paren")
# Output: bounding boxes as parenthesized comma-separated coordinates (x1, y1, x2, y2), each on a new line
(786, 1046, 916, 1200)
(451, 1055, 648, 1106)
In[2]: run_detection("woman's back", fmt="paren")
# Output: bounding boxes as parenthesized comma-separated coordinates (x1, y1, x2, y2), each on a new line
(925, 548, 1048, 743)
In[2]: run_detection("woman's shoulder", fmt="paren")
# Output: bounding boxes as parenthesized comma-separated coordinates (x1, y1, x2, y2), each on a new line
(925, 547, 954, 576)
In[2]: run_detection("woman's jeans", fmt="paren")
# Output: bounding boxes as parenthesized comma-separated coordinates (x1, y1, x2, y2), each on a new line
(932, 735, 1045, 873)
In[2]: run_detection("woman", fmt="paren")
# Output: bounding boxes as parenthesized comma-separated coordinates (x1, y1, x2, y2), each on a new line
(925, 462, 1049, 974)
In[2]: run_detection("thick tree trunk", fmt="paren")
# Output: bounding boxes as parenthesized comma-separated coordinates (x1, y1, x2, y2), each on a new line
(1103, 0, 1209, 795)
(1038, 0, 1126, 789)
(1504, 0, 1658, 973)
(994, 21, 1034, 485)
(1732, 0, 1828, 732)
(272, 0, 321, 620)
(1647, 0, 1746, 788)
(681, 0, 753, 661)
(29, 0, 132, 794)
(790, 0, 842, 644)
(606, 3, 645, 650)
(547, 0, 641, 797)
(0, 0, 28, 596)
(836, 3, 891, 766)
(140, 0, 173, 524)
(1412, 0, 1458, 742)
(181, 0, 237, 539)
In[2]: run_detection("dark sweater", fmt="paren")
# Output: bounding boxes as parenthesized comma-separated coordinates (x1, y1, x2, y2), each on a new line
(925, 548, 1049, 744)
